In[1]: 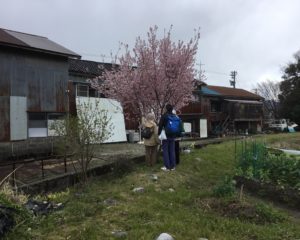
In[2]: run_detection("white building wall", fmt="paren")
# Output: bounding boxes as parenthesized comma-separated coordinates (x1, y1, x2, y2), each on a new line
(76, 97, 127, 143)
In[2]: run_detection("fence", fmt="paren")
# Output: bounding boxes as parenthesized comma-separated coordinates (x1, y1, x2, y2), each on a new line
(0, 154, 73, 187)
(0, 137, 73, 186)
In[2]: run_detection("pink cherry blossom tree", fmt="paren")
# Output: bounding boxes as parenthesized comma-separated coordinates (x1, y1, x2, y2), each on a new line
(90, 26, 200, 122)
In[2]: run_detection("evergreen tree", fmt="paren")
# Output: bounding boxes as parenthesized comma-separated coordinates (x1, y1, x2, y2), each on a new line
(279, 52, 300, 124)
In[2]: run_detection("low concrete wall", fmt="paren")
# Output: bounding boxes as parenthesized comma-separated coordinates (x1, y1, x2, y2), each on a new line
(0, 138, 55, 161)
(17, 155, 144, 194)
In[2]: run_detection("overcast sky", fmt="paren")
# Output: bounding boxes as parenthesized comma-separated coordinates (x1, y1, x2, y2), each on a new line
(1, 0, 300, 90)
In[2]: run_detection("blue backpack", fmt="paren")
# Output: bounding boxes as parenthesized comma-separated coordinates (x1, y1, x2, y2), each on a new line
(165, 115, 181, 136)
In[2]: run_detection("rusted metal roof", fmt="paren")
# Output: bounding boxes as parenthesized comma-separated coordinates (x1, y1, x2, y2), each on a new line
(0, 28, 80, 58)
(224, 99, 263, 104)
(69, 59, 114, 77)
(202, 85, 263, 100)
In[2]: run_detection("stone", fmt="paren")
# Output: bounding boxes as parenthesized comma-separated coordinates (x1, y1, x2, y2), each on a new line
(132, 187, 144, 193)
(183, 149, 191, 154)
(103, 198, 118, 206)
(149, 174, 158, 181)
(111, 230, 127, 238)
(168, 188, 175, 192)
(156, 233, 174, 240)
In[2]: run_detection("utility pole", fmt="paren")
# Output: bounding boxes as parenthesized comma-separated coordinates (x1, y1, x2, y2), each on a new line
(230, 71, 237, 88)
(199, 61, 205, 73)
(196, 61, 206, 82)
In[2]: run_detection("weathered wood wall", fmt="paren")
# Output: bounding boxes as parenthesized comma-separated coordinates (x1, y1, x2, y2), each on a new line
(0, 46, 69, 141)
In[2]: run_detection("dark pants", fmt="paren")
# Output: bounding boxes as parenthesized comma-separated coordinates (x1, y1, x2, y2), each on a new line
(175, 140, 180, 165)
(162, 138, 176, 169)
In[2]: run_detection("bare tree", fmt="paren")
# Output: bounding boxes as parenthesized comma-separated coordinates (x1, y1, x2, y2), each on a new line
(255, 80, 281, 119)
(50, 98, 113, 183)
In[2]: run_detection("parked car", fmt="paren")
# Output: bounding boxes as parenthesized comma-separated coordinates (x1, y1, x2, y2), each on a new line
(268, 119, 298, 132)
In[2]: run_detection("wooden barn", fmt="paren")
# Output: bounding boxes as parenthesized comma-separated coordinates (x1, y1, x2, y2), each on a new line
(0, 28, 80, 142)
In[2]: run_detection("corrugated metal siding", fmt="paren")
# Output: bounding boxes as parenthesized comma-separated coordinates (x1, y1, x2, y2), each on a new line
(40, 70, 53, 111)
(0, 51, 11, 141)
(0, 96, 10, 141)
(22, 53, 68, 112)
(55, 72, 67, 112)
(12, 65, 27, 96)
(0, 52, 11, 96)
(0, 47, 70, 141)
(0, 49, 68, 112)
(68, 81, 77, 116)
(27, 65, 40, 111)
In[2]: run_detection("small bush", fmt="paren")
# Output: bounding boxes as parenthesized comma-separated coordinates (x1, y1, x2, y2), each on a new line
(213, 176, 236, 197)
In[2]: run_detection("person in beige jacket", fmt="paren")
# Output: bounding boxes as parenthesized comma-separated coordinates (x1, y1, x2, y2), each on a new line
(142, 113, 160, 166)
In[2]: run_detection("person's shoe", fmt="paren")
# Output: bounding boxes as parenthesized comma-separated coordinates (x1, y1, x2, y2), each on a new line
(161, 166, 169, 171)
(171, 168, 176, 171)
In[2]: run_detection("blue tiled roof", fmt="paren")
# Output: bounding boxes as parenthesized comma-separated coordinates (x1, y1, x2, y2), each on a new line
(200, 86, 221, 95)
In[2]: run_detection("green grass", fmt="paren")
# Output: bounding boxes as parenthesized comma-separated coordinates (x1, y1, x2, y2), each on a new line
(4, 133, 300, 240)
(262, 132, 300, 150)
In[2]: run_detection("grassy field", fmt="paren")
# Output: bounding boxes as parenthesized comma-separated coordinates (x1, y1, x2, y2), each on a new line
(4, 133, 300, 240)
(262, 132, 300, 150)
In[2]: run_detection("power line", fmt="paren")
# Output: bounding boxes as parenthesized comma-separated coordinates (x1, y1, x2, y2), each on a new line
(205, 70, 229, 76)
(196, 61, 229, 76)
(78, 54, 234, 79)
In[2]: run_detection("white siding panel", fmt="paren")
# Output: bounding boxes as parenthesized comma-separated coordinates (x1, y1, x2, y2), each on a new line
(200, 119, 208, 138)
(10, 96, 27, 140)
(76, 97, 127, 143)
(183, 122, 192, 133)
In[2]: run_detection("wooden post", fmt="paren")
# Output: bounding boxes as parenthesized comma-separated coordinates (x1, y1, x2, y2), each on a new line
(41, 159, 44, 179)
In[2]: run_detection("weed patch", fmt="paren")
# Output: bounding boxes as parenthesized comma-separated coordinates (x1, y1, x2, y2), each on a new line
(195, 197, 287, 224)
(4, 134, 300, 240)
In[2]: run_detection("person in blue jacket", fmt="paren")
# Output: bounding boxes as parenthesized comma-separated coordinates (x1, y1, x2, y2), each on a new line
(158, 104, 182, 171)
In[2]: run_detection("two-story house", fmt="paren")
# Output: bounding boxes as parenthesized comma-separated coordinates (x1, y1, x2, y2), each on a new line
(180, 82, 264, 136)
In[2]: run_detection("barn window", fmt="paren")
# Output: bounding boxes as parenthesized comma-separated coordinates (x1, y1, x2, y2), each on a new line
(76, 84, 105, 98)
(76, 84, 89, 97)
(28, 113, 47, 137)
(28, 113, 65, 137)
